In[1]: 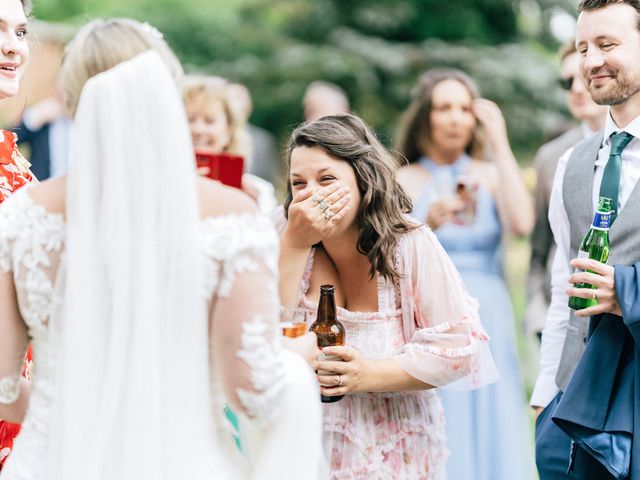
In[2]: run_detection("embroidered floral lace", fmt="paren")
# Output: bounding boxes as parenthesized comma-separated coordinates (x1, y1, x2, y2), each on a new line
(0, 190, 293, 478)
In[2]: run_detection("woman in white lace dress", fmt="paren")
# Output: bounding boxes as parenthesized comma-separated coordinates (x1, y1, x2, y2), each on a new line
(276, 114, 499, 479)
(0, 18, 323, 480)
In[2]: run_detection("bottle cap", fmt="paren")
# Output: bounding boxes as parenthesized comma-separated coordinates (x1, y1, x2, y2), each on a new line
(320, 284, 335, 293)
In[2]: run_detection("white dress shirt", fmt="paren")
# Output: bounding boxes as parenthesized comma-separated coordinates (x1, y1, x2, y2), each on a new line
(48, 116, 72, 178)
(531, 111, 640, 408)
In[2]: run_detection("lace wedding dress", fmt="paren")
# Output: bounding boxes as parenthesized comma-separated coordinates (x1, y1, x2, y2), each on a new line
(0, 188, 322, 479)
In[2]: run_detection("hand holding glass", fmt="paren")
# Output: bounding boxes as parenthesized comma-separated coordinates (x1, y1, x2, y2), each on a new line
(280, 306, 309, 338)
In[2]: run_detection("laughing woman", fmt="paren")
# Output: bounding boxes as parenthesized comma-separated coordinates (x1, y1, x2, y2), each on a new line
(0, 0, 33, 203)
(0, 0, 35, 470)
(275, 113, 498, 479)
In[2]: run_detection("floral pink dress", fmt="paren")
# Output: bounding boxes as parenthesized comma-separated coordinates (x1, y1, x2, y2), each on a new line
(297, 224, 498, 480)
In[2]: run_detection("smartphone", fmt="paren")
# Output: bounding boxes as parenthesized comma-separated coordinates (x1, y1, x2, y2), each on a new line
(195, 150, 244, 189)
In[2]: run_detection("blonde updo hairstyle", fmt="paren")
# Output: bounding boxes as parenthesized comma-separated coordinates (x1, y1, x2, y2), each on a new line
(61, 18, 183, 117)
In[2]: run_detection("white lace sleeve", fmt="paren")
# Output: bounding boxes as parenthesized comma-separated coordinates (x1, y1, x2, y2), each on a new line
(0, 196, 29, 405)
(203, 214, 286, 426)
(204, 213, 324, 478)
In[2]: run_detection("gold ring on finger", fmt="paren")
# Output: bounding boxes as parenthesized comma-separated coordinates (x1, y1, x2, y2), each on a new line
(592, 291, 597, 301)
(337, 375, 343, 387)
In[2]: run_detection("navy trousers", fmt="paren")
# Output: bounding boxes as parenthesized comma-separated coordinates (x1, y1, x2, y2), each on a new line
(536, 392, 614, 480)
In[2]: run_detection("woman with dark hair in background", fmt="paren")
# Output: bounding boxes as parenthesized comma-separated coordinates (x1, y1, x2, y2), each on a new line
(396, 68, 534, 479)
(275, 112, 497, 479)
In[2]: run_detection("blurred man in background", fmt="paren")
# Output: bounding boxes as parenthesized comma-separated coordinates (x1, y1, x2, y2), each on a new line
(302, 80, 349, 122)
(524, 39, 607, 340)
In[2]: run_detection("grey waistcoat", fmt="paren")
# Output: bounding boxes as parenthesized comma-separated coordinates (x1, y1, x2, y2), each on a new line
(556, 131, 640, 390)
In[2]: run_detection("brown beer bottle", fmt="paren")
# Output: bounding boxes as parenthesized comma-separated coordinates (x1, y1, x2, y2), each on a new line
(309, 284, 345, 403)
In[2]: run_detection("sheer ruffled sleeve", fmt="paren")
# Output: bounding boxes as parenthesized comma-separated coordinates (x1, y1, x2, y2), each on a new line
(203, 213, 323, 479)
(0, 198, 29, 406)
(393, 225, 499, 390)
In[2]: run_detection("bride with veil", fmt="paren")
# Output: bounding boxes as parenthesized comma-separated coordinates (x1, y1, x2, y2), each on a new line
(0, 18, 323, 479)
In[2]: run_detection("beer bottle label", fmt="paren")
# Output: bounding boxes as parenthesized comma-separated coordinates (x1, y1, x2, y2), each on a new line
(591, 211, 611, 230)
(573, 250, 589, 274)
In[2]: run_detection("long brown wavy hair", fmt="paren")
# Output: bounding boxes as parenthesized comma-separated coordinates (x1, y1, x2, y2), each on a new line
(395, 68, 486, 164)
(284, 113, 417, 283)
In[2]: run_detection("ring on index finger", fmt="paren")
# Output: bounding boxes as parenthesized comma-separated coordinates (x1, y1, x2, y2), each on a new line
(318, 200, 330, 212)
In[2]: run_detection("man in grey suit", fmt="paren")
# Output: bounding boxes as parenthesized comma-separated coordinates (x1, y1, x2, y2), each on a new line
(532, 0, 640, 477)
(524, 40, 606, 339)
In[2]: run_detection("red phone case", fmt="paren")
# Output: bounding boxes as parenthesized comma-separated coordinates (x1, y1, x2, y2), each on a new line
(195, 150, 244, 189)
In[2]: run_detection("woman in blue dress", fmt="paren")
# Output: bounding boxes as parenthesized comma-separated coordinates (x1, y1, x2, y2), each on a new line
(396, 68, 535, 479)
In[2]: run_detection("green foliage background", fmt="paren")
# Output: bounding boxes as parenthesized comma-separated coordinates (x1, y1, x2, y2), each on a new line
(32, 0, 580, 160)
(30, 0, 584, 418)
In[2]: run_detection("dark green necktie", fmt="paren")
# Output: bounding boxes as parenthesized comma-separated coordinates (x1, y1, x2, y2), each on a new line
(600, 131, 634, 223)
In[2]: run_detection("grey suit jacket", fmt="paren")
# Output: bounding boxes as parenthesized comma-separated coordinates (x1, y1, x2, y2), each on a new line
(524, 126, 584, 335)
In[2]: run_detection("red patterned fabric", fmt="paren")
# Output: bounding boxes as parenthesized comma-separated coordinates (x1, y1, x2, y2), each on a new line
(0, 348, 32, 468)
(0, 130, 35, 468)
(0, 130, 34, 203)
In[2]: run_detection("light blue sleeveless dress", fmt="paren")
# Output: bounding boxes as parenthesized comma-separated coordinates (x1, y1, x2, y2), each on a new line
(411, 155, 533, 480)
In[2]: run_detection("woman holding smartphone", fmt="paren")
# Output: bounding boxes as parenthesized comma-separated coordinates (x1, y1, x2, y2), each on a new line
(182, 76, 277, 213)
(396, 68, 534, 480)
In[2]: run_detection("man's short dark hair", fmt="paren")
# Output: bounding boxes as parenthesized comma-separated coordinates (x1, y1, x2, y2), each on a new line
(578, 0, 640, 30)
(579, 0, 640, 15)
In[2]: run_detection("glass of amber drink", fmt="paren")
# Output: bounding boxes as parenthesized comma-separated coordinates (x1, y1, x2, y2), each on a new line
(279, 306, 308, 338)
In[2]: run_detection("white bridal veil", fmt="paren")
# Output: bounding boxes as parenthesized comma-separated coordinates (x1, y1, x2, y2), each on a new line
(46, 51, 219, 478)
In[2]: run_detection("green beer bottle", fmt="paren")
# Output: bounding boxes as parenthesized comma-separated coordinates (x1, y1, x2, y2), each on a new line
(568, 196, 613, 310)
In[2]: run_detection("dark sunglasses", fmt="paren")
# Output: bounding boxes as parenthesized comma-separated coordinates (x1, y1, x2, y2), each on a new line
(559, 76, 575, 90)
